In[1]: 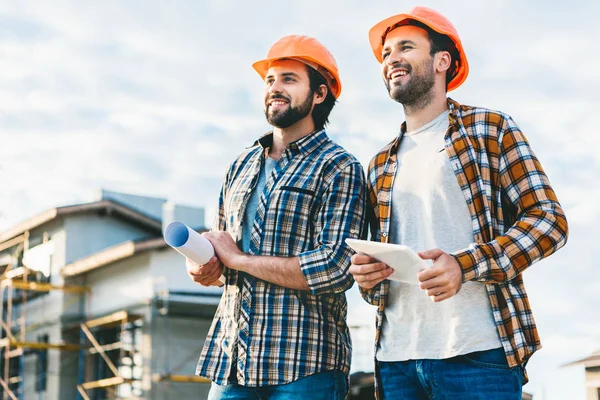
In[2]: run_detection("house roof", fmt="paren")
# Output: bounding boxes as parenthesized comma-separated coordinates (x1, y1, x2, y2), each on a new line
(61, 226, 208, 277)
(61, 236, 167, 277)
(563, 349, 600, 368)
(0, 200, 162, 243)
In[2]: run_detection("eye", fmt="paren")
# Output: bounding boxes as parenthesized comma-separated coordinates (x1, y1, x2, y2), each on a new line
(382, 51, 390, 60)
(401, 45, 413, 51)
(284, 76, 296, 82)
(265, 78, 274, 85)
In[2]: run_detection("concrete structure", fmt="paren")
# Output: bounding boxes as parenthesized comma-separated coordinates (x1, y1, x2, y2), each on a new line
(0, 191, 217, 400)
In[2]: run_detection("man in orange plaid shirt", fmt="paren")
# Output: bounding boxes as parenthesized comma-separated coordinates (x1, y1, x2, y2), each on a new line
(349, 6, 568, 399)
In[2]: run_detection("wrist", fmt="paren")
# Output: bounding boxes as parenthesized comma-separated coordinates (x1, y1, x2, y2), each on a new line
(231, 253, 250, 272)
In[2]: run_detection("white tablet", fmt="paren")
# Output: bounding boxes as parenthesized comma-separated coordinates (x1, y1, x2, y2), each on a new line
(345, 238, 427, 284)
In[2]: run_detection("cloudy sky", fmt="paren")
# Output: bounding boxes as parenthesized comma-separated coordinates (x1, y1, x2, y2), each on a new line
(1, 0, 598, 398)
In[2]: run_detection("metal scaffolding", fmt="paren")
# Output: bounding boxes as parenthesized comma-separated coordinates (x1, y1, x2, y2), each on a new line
(76, 311, 143, 400)
(0, 231, 88, 400)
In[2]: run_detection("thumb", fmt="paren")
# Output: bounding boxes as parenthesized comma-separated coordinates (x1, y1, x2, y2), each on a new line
(418, 248, 444, 260)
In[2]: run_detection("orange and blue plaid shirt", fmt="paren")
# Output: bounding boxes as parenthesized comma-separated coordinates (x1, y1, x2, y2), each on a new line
(361, 98, 568, 390)
(196, 129, 367, 386)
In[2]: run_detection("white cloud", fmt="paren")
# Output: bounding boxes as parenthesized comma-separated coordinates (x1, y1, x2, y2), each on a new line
(0, 2, 598, 397)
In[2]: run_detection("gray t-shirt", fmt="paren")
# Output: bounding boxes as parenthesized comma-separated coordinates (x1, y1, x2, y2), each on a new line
(241, 157, 277, 253)
(376, 111, 501, 361)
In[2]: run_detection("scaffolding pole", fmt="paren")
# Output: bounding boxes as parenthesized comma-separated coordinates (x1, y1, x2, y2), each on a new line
(77, 311, 141, 399)
(0, 233, 88, 400)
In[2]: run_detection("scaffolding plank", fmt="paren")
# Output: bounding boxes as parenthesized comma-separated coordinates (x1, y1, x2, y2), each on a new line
(85, 310, 127, 329)
(85, 310, 140, 329)
(0, 340, 80, 351)
(87, 341, 122, 355)
(0, 234, 26, 253)
(158, 374, 211, 383)
(6, 280, 89, 293)
(80, 376, 130, 390)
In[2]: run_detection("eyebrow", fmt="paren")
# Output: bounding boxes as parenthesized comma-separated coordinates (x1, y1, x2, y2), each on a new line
(383, 39, 418, 50)
(265, 72, 301, 80)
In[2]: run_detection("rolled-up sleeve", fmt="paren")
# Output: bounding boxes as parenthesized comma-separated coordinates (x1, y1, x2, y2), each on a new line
(453, 116, 569, 283)
(298, 160, 367, 295)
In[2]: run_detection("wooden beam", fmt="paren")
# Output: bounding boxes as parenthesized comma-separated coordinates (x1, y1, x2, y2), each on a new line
(80, 376, 130, 390)
(0, 376, 18, 400)
(5, 280, 89, 293)
(157, 374, 211, 383)
(0, 235, 26, 253)
(87, 341, 122, 355)
(76, 385, 91, 400)
(0, 340, 80, 351)
(85, 310, 140, 329)
(80, 324, 119, 377)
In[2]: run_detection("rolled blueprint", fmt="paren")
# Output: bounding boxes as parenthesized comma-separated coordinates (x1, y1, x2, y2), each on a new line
(163, 222, 225, 285)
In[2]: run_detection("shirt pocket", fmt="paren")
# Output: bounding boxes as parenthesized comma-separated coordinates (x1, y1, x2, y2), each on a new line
(267, 185, 319, 253)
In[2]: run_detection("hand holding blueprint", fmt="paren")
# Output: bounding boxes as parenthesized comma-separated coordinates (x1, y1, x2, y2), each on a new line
(164, 222, 226, 285)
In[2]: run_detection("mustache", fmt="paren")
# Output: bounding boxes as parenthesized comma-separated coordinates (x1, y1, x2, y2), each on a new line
(388, 63, 412, 77)
(266, 94, 291, 103)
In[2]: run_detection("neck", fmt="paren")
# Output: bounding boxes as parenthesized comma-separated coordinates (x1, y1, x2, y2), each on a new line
(270, 117, 316, 160)
(402, 88, 448, 133)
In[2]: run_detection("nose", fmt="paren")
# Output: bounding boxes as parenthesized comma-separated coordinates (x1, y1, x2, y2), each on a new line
(385, 48, 403, 66)
(268, 78, 284, 94)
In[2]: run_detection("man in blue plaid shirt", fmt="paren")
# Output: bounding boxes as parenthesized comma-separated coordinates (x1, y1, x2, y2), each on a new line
(186, 35, 367, 399)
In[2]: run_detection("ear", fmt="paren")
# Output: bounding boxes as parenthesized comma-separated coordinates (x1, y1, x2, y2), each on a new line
(435, 51, 452, 74)
(313, 84, 328, 105)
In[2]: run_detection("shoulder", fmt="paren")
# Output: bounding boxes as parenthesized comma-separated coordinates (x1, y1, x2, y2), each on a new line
(224, 144, 262, 181)
(317, 138, 363, 171)
(454, 102, 513, 128)
(452, 101, 520, 142)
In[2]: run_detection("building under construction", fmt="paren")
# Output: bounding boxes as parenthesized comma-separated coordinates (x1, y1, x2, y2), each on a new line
(0, 190, 219, 399)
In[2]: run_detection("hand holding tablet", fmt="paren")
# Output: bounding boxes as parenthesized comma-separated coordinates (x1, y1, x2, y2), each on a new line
(345, 238, 428, 284)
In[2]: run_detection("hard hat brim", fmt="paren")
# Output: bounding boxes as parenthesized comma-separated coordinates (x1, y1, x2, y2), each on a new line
(252, 56, 342, 99)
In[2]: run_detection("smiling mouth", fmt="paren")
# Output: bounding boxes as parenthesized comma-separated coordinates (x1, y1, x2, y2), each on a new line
(389, 70, 408, 81)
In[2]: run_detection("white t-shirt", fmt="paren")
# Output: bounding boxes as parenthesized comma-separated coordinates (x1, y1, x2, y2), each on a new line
(376, 111, 501, 361)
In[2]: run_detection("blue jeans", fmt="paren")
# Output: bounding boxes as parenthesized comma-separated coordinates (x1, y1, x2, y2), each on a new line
(377, 348, 523, 400)
(208, 370, 348, 400)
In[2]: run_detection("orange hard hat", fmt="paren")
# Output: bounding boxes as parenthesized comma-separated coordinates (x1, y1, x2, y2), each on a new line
(252, 35, 342, 98)
(368, 6, 469, 91)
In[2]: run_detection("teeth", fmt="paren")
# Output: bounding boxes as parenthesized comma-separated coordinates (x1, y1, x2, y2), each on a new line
(270, 100, 287, 106)
(390, 70, 407, 79)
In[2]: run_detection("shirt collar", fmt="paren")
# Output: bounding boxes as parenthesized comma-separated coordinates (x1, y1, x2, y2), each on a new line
(253, 129, 329, 157)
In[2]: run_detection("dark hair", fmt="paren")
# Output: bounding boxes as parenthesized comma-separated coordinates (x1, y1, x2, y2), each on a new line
(388, 20, 460, 90)
(306, 65, 337, 131)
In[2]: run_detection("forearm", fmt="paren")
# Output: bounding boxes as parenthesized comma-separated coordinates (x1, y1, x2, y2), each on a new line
(231, 254, 310, 291)
(455, 118, 569, 283)
(453, 204, 568, 283)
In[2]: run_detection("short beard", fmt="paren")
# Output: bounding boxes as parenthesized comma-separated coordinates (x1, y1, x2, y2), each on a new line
(265, 92, 313, 129)
(385, 57, 435, 112)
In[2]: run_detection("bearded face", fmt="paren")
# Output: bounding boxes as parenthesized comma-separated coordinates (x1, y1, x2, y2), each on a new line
(265, 90, 313, 129)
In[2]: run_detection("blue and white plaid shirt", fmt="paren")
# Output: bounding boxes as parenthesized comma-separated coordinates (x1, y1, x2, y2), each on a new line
(196, 129, 367, 386)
